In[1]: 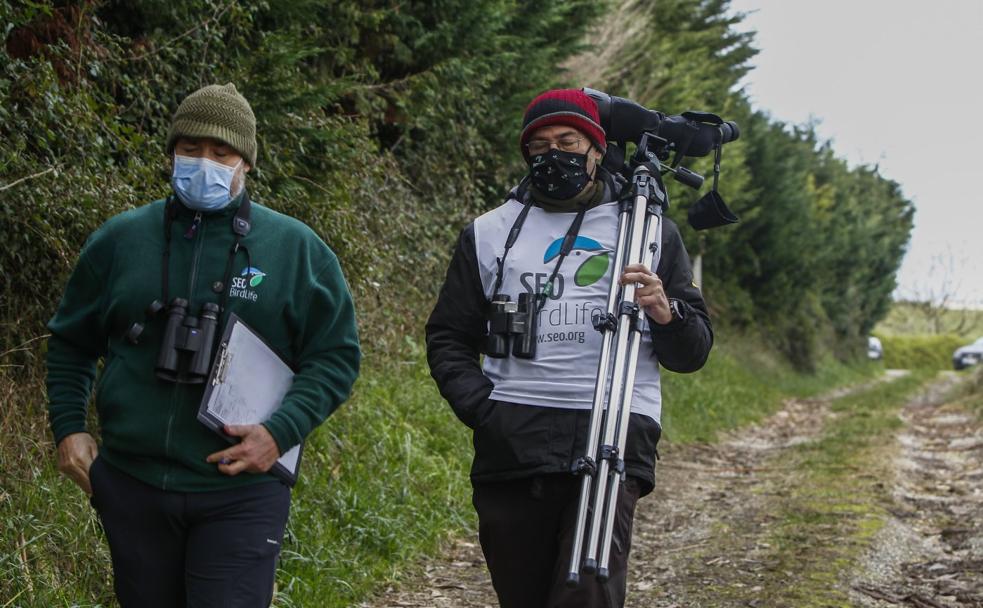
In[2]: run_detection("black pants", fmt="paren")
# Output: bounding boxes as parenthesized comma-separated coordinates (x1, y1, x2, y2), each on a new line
(472, 474, 642, 608)
(88, 456, 291, 608)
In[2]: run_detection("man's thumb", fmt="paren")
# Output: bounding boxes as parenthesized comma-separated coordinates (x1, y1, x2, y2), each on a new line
(224, 424, 250, 437)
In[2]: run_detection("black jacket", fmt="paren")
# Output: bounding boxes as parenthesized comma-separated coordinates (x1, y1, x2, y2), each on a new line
(425, 184, 712, 495)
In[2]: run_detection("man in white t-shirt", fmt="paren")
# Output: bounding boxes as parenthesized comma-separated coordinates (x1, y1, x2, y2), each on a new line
(426, 89, 713, 608)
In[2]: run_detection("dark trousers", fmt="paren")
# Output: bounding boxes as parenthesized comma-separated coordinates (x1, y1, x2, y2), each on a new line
(472, 474, 642, 608)
(88, 456, 291, 608)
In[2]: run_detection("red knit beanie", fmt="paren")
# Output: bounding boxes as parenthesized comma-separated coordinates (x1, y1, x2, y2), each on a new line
(519, 89, 607, 159)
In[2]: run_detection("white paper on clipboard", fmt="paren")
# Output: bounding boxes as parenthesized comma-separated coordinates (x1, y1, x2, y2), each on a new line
(199, 315, 301, 482)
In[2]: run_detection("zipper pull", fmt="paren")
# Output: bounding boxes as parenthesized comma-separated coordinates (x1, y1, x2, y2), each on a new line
(184, 212, 202, 240)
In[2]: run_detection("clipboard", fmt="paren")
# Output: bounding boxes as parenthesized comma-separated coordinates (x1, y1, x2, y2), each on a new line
(198, 312, 303, 486)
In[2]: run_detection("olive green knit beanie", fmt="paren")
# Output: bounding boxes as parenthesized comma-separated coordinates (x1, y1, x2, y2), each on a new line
(165, 83, 257, 167)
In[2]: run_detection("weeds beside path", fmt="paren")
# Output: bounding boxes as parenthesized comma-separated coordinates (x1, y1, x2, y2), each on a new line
(364, 370, 983, 608)
(0, 352, 475, 607)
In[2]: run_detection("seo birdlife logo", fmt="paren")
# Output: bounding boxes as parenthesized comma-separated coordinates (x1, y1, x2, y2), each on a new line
(543, 236, 610, 287)
(230, 266, 265, 302)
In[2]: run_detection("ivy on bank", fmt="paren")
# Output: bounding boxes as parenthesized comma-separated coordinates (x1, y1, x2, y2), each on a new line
(0, 0, 602, 365)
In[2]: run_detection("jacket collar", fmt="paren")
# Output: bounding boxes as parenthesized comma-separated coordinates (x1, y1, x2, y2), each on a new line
(170, 190, 247, 220)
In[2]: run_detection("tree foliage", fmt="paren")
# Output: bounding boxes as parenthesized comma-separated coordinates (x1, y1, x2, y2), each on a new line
(0, 0, 601, 365)
(571, 0, 914, 369)
(1, 0, 913, 373)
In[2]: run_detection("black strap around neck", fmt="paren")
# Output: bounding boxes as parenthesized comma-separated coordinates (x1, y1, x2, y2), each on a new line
(161, 192, 253, 313)
(491, 197, 535, 298)
(161, 195, 179, 306)
(490, 195, 589, 313)
(536, 205, 588, 312)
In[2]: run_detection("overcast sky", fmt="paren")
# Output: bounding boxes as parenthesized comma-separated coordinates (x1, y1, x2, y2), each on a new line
(727, 0, 983, 308)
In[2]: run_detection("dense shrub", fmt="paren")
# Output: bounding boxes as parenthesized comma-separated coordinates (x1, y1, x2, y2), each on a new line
(571, 0, 914, 368)
(0, 0, 602, 368)
(875, 333, 966, 371)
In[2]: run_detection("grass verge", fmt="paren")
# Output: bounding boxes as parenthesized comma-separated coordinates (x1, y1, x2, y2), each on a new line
(660, 338, 882, 443)
(0, 341, 473, 608)
(874, 333, 966, 371)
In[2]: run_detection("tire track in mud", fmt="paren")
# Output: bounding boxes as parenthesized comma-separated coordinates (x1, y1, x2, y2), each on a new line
(625, 373, 912, 607)
(849, 374, 983, 608)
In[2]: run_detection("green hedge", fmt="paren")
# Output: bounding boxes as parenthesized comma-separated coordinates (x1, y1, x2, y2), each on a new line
(2, 0, 915, 375)
(0, 0, 602, 367)
(875, 333, 965, 371)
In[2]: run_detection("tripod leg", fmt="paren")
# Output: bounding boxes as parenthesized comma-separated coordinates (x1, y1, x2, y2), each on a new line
(597, 329, 643, 581)
(569, 164, 669, 584)
(566, 206, 634, 586)
(583, 325, 632, 574)
(596, 210, 663, 581)
(582, 191, 651, 574)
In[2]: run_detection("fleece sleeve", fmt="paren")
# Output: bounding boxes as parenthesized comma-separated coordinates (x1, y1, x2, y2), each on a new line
(45, 242, 110, 444)
(425, 225, 495, 429)
(647, 219, 714, 373)
(262, 253, 361, 453)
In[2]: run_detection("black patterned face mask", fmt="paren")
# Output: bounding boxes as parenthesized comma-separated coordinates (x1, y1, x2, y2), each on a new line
(529, 149, 592, 200)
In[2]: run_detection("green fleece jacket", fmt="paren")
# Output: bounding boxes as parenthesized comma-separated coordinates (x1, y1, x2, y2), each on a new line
(46, 193, 361, 491)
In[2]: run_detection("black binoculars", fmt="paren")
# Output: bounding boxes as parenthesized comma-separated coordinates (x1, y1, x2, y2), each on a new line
(486, 292, 538, 359)
(155, 298, 221, 383)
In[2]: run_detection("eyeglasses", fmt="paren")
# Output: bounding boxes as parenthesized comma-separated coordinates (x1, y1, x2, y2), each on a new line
(525, 137, 588, 156)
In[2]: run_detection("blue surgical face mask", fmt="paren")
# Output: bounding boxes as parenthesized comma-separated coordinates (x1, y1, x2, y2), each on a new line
(171, 154, 242, 211)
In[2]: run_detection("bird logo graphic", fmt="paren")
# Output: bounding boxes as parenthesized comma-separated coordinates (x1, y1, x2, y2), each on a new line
(241, 266, 266, 287)
(543, 236, 610, 287)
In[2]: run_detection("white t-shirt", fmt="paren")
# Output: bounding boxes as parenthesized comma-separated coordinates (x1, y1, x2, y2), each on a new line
(473, 199, 663, 423)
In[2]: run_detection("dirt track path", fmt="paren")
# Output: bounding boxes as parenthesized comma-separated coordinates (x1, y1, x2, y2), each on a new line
(362, 373, 983, 608)
(849, 377, 983, 607)
(623, 374, 913, 607)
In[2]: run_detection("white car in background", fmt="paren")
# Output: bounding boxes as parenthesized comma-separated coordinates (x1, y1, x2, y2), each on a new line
(953, 337, 983, 371)
(867, 336, 883, 360)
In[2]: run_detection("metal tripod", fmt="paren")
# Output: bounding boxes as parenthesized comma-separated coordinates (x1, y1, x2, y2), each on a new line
(566, 153, 667, 586)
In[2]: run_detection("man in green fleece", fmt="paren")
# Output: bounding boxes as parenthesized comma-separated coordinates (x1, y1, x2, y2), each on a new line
(46, 83, 361, 607)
